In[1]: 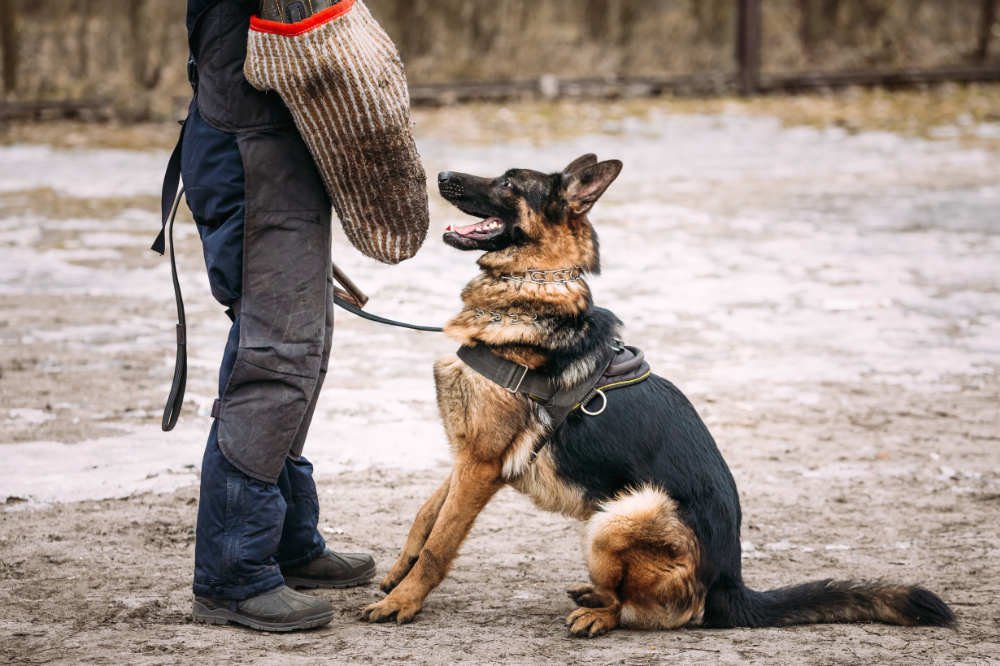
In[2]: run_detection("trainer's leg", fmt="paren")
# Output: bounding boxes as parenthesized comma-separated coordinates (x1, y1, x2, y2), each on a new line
(275, 276, 332, 567)
(287, 275, 334, 460)
(212, 125, 331, 484)
(275, 455, 326, 569)
(184, 106, 290, 600)
(192, 316, 288, 599)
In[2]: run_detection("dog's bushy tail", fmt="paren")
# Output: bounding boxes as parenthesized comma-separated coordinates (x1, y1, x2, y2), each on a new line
(704, 579, 955, 628)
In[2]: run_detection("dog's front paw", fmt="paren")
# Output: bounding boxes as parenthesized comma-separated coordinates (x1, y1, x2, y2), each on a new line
(361, 592, 423, 625)
(566, 606, 618, 638)
(380, 555, 417, 593)
(379, 573, 399, 594)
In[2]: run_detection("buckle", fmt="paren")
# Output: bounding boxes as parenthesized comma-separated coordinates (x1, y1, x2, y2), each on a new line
(505, 364, 530, 393)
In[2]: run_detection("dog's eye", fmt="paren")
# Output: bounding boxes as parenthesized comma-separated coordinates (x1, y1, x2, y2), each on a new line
(502, 178, 513, 189)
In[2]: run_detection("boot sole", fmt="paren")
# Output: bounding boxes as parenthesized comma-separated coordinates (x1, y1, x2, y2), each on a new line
(192, 600, 333, 632)
(284, 563, 377, 590)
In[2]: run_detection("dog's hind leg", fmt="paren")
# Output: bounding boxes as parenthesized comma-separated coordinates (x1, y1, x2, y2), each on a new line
(363, 456, 502, 624)
(568, 486, 706, 637)
(380, 473, 452, 593)
(566, 535, 624, 637)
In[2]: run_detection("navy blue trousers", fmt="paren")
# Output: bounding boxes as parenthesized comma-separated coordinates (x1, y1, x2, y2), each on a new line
(182, 106, 326, 600)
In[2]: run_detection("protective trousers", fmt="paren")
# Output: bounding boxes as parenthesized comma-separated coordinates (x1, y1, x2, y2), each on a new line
(183, 0, 332, 599)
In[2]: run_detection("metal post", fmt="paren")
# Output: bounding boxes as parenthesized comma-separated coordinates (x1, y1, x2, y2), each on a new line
(736, 0, 762, 95)
(978, 0, 997, 62)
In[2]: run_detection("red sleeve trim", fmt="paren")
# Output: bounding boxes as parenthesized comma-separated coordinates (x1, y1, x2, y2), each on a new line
(249, 0, 357, 36)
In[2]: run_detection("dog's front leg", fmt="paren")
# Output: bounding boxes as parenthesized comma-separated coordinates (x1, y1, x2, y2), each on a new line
(363, 457, 502, 624)
(380, 472, 452, 593)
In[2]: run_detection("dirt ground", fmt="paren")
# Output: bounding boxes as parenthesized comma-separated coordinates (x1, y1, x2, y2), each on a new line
(3, 403, 999, 666)
(2, 92, 999, 663)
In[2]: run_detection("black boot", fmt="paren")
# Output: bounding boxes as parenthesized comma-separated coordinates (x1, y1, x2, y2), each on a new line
(192, 585, 333, 632)
(281, 549, 376, 589)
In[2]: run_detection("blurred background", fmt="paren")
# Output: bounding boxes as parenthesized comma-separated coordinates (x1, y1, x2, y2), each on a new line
(1, 3, 999, 662)
(1, 0, 998, 120)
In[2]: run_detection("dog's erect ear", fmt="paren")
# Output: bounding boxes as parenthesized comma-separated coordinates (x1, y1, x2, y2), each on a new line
(562, 153, 598, 175)
(561, 160, 622, 216)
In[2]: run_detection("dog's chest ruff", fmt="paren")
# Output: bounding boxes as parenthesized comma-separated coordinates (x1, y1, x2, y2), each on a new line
(456, 342, 651, 433)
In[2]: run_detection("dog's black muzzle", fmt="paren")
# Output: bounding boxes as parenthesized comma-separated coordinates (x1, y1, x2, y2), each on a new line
(437, 171, 465, 200)
(437, 171, 506, 219)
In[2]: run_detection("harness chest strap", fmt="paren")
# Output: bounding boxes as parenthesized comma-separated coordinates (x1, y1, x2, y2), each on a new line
(455, 343, 651, 431)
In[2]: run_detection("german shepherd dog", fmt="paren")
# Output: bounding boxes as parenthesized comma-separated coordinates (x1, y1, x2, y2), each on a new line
(361, 154, 955, 636)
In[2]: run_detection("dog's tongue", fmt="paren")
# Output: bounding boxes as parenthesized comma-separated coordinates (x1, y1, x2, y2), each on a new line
(445, 217, 502, 236)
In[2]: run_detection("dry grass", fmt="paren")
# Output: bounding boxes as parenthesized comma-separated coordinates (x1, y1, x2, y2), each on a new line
(3, 84, 997, 151)
(412, 84, 1000, 149)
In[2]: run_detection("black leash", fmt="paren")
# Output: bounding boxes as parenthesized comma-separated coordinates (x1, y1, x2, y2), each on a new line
(154, 183, 442, 431)
(331, 295, 443, 332)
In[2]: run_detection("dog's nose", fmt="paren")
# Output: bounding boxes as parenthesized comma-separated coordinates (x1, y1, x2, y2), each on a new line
(438, 171, 453, 184)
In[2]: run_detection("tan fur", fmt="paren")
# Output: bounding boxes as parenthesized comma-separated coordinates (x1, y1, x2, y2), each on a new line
(432, 356, 535, 460)
(368, 159, 955, 634)
(500, 423, 546, 480)
(477, 205, 599, 275)
(363, 452, 503, 624)
(380, 474, 451, 593)
(441, 205, 595, 361)
(366, 168, 707, 635)
(870, 586, 920, 626)
(508, 447, 592, 521)
(574, 486, 706, 634)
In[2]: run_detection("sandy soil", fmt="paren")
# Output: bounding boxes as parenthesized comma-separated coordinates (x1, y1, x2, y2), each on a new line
(2, 95, 999, 663)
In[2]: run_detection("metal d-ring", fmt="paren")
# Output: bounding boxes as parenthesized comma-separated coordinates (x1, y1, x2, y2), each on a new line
(580, 388, 607, 416)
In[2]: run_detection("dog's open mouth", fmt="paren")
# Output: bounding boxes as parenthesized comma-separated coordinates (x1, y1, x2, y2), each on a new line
(445, 217, 504, 240)
(442, 216, 507, 250)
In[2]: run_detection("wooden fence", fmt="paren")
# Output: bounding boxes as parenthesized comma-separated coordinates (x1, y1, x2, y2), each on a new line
(0, 0, 998, 120)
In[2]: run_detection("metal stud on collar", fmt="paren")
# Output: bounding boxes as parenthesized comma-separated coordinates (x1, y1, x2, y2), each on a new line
(473, 307, 540, 324)
(500, 266, 584, 285)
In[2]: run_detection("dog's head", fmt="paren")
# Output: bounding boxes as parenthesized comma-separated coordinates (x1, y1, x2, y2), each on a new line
(438, 154, 622, 273)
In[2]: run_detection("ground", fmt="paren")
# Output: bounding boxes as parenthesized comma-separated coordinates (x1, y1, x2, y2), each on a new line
(1, 90, 999, 664)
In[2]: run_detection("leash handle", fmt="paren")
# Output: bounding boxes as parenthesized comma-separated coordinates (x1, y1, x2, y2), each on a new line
(331, 261, 368, 308)
(161, 186, 188, 431)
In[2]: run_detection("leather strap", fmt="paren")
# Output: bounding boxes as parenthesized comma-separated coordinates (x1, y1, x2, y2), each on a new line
(151, 120, 185, 256)
(152, 120, 187, 431)
(606, 347, 645, 377)
(158, 185, 188, 432)
(456, 346, 555, 400)
(456, 344, 616, 429)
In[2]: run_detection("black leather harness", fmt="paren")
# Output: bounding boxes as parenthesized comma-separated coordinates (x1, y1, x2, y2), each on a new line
(456, 341, 652, 431)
